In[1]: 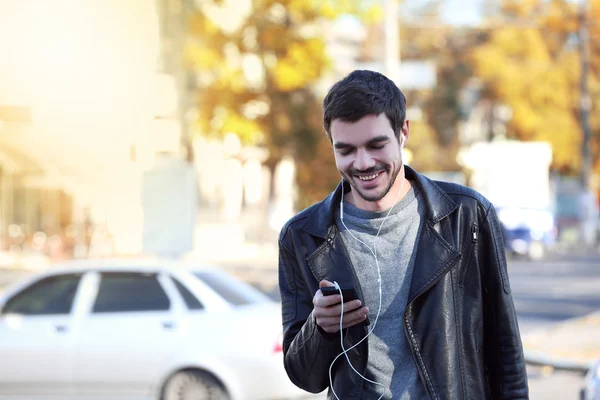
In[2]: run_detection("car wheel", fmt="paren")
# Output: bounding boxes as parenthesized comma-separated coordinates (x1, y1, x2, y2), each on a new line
(163, 370, 228, 400)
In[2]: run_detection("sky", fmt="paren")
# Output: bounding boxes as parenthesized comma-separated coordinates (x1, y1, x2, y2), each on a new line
(399, 0, 487, 26)
(441, 0, 485, 25)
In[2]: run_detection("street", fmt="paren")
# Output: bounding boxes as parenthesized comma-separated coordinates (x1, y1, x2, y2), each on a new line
(510, 254, 600, 335)
(509, 254, 600, 399)
(0, 252, 599, 399)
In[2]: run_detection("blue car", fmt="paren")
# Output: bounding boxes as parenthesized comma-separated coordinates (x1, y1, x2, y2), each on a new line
(496, 206, 556, 260)
(581, 359, 600, 400)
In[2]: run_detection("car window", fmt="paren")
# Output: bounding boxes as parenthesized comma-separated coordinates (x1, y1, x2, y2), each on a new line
(171, 277, 204, 310)
(2, 274, 82, 316)
(92, 272, 170, 313)
(193, 270, 271, 306)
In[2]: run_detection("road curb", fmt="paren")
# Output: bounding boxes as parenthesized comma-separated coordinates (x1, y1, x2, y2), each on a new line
(524, 349, 594, 373)
(522, 310, 600, 373)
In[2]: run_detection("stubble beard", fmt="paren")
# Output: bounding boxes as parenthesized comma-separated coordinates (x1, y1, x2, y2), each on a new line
(343, 162, 403, 203)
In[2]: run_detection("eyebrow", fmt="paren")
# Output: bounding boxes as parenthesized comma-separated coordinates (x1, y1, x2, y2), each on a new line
(333, 135, 390, 149)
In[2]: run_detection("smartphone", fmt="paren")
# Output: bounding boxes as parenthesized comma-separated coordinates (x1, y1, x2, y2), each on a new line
(320, 286, 370, 326)
(320, 286, 360, 301)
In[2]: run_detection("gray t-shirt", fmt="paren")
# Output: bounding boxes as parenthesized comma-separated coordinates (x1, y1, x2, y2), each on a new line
(336, 183, 428, 399)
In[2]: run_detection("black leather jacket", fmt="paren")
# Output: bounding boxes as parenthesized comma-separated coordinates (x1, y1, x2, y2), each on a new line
(278, 166, 528, 399)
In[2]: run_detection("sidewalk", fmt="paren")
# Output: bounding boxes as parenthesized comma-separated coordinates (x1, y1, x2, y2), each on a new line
(522, 311, 600, 372)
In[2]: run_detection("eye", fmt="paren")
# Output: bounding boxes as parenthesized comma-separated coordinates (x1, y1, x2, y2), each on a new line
(371, 143, 385, 150)
(338, 148, 354, 156)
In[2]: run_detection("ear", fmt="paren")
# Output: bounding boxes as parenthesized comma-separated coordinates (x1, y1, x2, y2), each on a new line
(401, 120, 410, 146)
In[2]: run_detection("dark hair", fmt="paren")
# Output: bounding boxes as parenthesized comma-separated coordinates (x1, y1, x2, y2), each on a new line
(322, 70, 406, 141)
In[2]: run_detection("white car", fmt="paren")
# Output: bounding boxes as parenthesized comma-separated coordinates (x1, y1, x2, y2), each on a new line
(0, 259, 310, 400)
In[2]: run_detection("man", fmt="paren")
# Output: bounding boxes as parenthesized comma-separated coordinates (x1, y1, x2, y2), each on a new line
(277, 70, 528, 399)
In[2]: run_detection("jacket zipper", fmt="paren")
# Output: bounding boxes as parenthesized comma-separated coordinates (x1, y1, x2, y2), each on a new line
(405, 251, 462, 400)
(459, 223, 479, 287)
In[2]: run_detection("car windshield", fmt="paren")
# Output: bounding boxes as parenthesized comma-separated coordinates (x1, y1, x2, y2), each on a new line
(193, 270, 272, 306)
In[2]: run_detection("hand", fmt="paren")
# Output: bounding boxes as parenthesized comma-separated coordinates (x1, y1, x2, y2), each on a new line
(312, 280, 369, 334)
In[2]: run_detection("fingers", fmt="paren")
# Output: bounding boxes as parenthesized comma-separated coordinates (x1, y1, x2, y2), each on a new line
(314, 297, 363, 315)
(317, 307, 369, 333)
(313, 280, 369, 333)
(313, 280, 341, 307)
(313, 292, 342, 308)
(342, 308, 369, 329)
(313, 298, 369, 333)
(319, 279, 333, 288)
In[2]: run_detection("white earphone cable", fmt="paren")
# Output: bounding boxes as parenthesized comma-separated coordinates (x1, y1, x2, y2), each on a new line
(328, 169, 406, 400)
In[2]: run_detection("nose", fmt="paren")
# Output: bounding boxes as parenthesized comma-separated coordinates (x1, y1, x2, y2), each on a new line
(354, 149, 376, 171)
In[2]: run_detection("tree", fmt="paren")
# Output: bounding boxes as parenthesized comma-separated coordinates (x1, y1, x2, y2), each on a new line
(185, 0, 380, 208)
(405, 25, 489, 173)
(358, 3, 490, 172)
(469, 0, 600, 175)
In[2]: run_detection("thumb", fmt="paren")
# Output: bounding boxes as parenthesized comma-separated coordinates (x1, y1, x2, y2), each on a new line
(319, 279, 334, 288)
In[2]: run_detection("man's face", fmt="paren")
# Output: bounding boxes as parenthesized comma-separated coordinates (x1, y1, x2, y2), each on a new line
(330, 113, 408, 211)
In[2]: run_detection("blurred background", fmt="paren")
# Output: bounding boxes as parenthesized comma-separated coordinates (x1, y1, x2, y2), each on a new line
(0, 0, 600, 399)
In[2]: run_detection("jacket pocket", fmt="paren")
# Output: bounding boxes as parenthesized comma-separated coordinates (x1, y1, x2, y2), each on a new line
(459, 223, 478, 287)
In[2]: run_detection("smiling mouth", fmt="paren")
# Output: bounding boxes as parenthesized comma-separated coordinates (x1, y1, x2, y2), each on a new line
(356, 171, 382, 181)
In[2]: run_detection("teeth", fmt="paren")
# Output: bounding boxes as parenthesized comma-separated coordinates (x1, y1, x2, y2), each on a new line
(358, 173, 379, 181)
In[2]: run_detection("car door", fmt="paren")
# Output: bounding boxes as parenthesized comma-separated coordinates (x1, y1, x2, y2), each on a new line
(0, 272, 84, 396)
(72, 271, 181, 398)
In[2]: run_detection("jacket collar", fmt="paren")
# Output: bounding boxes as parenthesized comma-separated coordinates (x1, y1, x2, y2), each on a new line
(300, 165, 459, 239)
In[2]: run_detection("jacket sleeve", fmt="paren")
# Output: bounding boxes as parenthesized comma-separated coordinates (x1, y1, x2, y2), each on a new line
(278, 234, 342, 394)
(479, 204, 529, 399)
